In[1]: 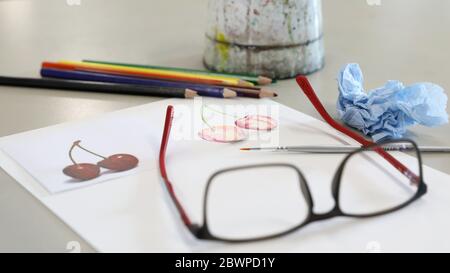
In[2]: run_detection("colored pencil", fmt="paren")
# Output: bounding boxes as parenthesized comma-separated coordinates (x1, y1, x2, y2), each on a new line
(54, 61, 254, 87)
(226, 86, 278, 98)
(41, 63, 275, 98)
(0, 76, 198, 98)
(209, 81, 278, 95)
(83, 59, 274, 85)
(240, 145, 450, 153)
(40, 68, 237, 99)
(43, 61, 227, 87)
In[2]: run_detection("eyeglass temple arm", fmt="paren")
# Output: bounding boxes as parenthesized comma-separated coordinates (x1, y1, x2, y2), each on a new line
(159, 105, 198, 233)
(295, 76, 420, 185)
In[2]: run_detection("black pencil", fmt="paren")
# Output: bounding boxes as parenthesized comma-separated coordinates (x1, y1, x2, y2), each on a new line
(0, 76, 198, 98)
(227, 87, 278, 98)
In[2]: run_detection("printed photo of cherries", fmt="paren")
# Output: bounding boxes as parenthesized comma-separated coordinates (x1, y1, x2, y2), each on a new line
(62, 140, 139, 181)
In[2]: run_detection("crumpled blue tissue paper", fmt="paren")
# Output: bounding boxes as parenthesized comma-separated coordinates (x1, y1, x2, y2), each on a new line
(337, 63, 448, 142)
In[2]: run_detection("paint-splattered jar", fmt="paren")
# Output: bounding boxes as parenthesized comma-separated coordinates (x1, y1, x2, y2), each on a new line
(203, 0, 324, 79)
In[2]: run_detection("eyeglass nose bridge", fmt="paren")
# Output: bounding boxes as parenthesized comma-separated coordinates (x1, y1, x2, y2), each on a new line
(308, 206, 343, 223)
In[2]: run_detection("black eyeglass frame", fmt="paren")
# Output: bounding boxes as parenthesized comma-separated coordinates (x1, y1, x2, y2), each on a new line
(190, 139, 427, 243)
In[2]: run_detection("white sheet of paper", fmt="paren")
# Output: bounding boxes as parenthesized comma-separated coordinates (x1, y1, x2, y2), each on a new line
(1, 98, 449, 252)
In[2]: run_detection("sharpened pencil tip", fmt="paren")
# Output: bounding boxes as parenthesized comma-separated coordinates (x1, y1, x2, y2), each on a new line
(238, 80, 254, 87)
(223, 88, 237, 98)
(258, 76, 273, 85)
(240, 148, 250, 151)
(185, 89, 198, 98)
(259, 88, 278, 98)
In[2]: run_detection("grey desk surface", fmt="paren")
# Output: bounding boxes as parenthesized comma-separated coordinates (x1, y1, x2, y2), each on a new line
(0, 0, 449, 252)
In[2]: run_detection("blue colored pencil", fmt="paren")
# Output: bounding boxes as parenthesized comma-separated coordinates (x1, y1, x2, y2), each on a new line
(40, 68, 237, 98)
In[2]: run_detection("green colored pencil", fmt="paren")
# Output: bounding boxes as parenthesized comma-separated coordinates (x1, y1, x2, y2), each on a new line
(83, 60, 275, 85)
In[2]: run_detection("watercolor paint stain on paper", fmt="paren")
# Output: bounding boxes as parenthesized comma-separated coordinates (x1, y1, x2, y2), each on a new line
(198, 105, 278, 143)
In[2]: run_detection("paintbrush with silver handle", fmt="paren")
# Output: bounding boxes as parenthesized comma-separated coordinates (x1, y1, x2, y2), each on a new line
(240, 144, 450, 153)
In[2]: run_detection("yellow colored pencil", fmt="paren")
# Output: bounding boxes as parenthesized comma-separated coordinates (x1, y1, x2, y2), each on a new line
(57, 61, 254, 87)
(83, 59, 274, 85)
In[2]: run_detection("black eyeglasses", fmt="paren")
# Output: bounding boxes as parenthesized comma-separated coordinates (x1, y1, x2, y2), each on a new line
(158, 77, 427, 242)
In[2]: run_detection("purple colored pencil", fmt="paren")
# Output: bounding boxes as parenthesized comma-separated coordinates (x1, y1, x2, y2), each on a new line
(40, 68, 236, 98)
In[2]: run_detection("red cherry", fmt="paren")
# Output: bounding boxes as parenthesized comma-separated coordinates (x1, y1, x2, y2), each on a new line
(63, 163, 101, 181)
(97, 154, 139, 171)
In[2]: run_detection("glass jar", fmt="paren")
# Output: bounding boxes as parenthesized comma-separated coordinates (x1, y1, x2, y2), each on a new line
(203, 0, 324, 79)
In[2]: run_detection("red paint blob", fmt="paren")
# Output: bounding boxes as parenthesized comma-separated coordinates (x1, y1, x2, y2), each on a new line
(199, 125, 248, 143)
(235, 115, 277, 131)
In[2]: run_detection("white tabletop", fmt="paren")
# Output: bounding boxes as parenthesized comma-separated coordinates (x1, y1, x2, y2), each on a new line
(0, 0, 449, 252)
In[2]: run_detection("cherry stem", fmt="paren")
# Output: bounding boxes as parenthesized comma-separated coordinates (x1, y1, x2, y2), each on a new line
(204, 105, 240, 118)
(201, 105, 215, 131)
(68, 142, 79, 165)
(71, 140, 106, 161)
